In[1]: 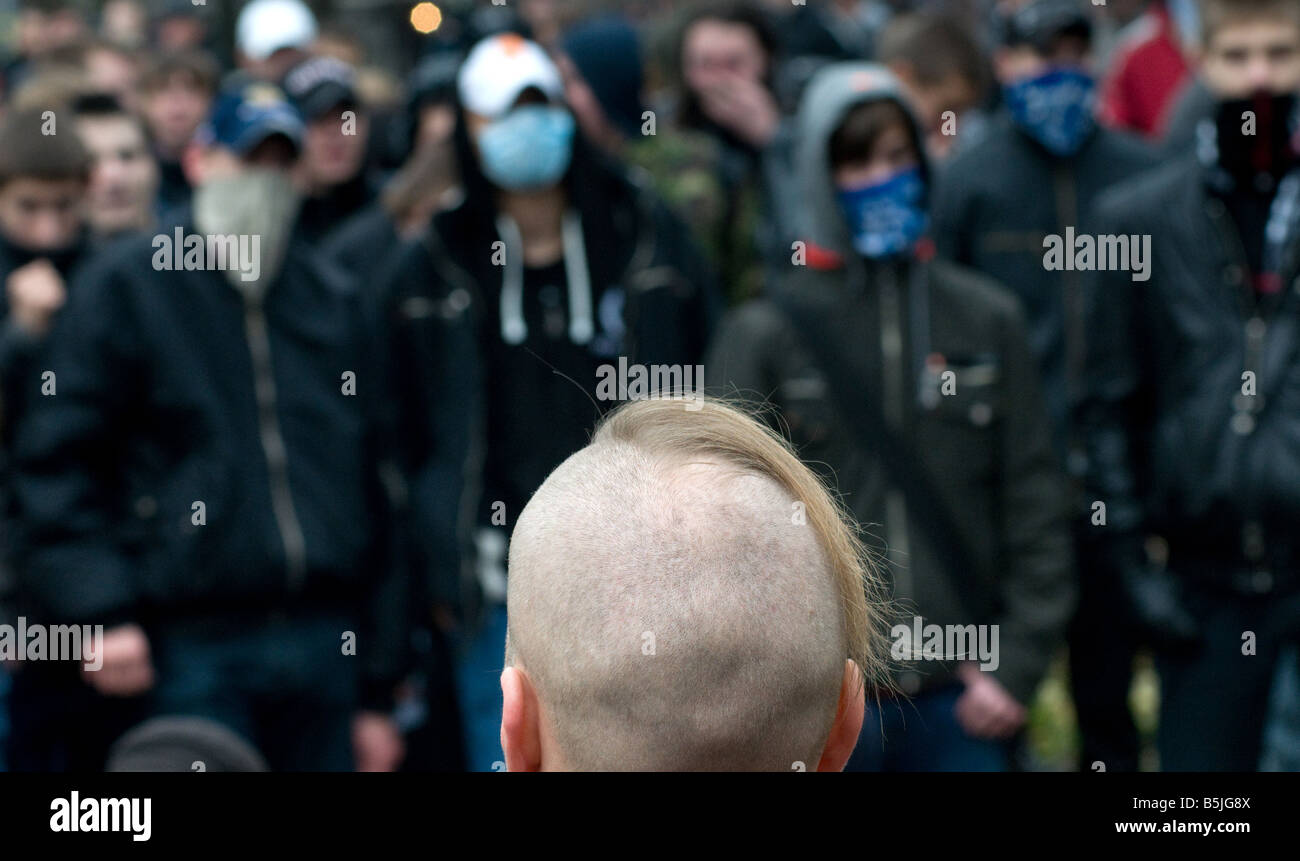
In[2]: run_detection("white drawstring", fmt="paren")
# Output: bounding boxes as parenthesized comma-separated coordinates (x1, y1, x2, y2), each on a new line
(562, 211, 594, 345)
(494, 211, 595, 346)
(495, 215, 527, 345)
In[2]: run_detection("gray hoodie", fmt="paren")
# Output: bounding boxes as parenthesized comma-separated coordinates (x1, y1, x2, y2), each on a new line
(793, 62, 929, 259)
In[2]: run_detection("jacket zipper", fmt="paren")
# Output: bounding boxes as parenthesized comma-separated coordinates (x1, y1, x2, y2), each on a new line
(878, 263, 912, 605)
(242, 294, 308, 594)
(1052, 164, 1087, 481)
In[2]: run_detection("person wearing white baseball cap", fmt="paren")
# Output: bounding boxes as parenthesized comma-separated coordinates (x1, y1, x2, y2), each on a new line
(236, 0, 318, 82)
(457, 32, 573, 194)
(375, 33, 720, 771)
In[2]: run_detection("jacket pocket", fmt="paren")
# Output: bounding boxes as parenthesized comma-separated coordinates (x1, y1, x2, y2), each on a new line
(139, 454, 236, 605)
(916, 358, 1001, 485)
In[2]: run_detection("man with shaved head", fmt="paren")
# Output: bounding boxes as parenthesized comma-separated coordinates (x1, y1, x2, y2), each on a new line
(500, 397, 893, 771)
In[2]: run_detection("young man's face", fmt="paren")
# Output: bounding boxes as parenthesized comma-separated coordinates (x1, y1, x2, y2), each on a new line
(300, 106, 369, 189)
(17, 8, 85, 57)
(86, 48, 140, 112)
(0, 178, 84, 252)
(1202, 17, 1300, 99)
(891, 68, 979, 161)
(832, 122, 919, 189)
(682, 20, 767, 96)
(143, 74, 213, 156)
(77, 115, 160, 235)
(157, 16, 207, 52)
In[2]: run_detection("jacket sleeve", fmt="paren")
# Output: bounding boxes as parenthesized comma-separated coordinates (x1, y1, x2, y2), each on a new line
(355, 281, 411, 711)
(930, 159, 976, 265)
(989, 300, 1077, 705)
(0, 316, 41, 444)
(1077, 194, 1151, 561)
(12, 259, 143, 626)
(634, 184, 724, 364)
(376, 237, 475, 621)
(704, 300, 786, 408)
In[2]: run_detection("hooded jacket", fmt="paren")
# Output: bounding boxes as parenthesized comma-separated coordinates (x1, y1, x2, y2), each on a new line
(707, 64, 1074, 705)
(375, 124, 719, 625)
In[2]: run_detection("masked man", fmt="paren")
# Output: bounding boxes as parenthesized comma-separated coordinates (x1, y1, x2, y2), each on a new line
(708, 63, 1074, 771)
(1082, 0, 1300, 771)
(12, 80, 408, 771)
(930, 0, 1158, 773)
(374, 34, 718, 771)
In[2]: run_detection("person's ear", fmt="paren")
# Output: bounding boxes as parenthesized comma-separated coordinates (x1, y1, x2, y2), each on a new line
(500, 665, 544, 772)
(816, 659, 865, 772)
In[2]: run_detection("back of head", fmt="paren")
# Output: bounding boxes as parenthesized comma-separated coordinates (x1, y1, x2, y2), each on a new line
(506, 397, 890, 770)
(878, 12, 989, 97)
(107, 717, 270, 772)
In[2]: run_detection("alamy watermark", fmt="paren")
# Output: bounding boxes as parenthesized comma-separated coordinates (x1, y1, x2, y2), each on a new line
(50, 792, 150, 842)
(596, 357, 705, 411)
(890, 616, 1000, 671)
(152, 228, 261, 282)
(1043, 227, 1151, 282)
(0, 617, 104, 671)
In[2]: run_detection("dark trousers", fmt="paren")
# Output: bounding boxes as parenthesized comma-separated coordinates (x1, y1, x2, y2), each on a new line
(148, 608, 359, 772)
(1156, 578, 1297, 771)
(1068, 534, 1140, 771)
(845, 684, 1011, 772)
(6, 663, 148, 771)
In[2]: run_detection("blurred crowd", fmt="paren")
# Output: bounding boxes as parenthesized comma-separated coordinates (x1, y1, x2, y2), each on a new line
(0, 0, 1297, 772)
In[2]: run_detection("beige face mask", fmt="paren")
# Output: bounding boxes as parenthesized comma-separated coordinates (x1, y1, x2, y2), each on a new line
(192, 167, 302, 300)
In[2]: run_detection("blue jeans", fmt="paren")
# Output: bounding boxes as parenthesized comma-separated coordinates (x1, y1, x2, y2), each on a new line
(453, 603, 508, 772)
(149, 609, 359, 771)
(845, 684, 1010, 772)
(1260, 647, 1300, 771)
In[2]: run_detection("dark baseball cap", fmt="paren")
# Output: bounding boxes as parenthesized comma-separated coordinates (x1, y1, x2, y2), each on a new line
(153, 0, 210, 23)
(282, 55, 359, 121)
(194, 78, 304, 156)
(1000, 0, 1093, 52)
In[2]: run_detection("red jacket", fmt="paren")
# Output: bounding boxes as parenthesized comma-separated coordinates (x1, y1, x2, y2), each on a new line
(1099, 1, 1193, 138)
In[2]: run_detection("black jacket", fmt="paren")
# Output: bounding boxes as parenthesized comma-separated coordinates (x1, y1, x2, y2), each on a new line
(707, 253, 1075, 704)
(11, 216, 406, 703)
(0, 232, 90, 625)
(932, 114, 1158, 472)
(1081, 154, 1300, 587)
(0, 233, 89, 443)
(708, 65, 1074, 704)
(376, 155, 718, 623)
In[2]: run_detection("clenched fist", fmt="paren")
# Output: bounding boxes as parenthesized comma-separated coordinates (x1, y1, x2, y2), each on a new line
(6, 259, 67, 336)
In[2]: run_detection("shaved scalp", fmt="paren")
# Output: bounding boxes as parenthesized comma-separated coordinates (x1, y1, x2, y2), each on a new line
(506, 397, 892, 771)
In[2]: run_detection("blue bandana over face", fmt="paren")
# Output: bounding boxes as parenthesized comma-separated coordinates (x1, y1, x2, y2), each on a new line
(836, 165, 928, 259)
(1003, 66, 1097, 157)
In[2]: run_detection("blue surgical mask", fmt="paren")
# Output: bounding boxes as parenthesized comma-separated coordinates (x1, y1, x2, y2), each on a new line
(1003, 66, 1097, 157)
(477, 104, 576, 191)
(836, 165, 928, 260)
